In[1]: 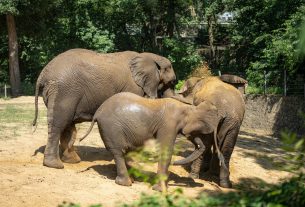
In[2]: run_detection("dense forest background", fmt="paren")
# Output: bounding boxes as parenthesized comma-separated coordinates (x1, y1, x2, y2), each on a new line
(0, 0, 305, 96)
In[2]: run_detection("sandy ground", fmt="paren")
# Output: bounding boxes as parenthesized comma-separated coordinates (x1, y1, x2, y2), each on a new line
(0, 96, 292, 207)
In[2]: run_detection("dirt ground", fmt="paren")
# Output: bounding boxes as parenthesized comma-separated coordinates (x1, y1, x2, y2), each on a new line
(0, 96, 292, 207)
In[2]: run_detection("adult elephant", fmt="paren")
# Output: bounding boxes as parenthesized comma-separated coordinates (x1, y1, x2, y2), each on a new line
(173, 77, 245, 188)
(32, 48, 176, 169)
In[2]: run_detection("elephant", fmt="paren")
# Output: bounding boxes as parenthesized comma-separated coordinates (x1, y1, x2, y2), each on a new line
(172, 76, 245, 188)
(32, 48, 176, 169)
(77, 92, 227, 191)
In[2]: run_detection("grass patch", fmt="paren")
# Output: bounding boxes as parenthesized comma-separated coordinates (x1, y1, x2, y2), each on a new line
(0, 104, 46, 124)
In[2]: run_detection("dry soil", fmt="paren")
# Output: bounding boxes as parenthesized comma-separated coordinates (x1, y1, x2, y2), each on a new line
(0, 96, 292, 207)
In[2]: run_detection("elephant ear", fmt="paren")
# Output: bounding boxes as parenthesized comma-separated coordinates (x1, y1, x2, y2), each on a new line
(129, 55, 160, 98)
(141, 53, 176, 85)
(178, 77, 202, 96)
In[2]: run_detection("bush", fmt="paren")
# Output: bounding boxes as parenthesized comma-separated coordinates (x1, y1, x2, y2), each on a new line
(122, 174, 305, 207)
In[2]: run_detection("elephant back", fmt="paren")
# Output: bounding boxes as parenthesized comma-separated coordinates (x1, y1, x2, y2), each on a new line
(193, 77, 245, 122)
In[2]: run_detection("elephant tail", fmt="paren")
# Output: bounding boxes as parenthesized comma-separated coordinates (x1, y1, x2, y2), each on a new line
(78, 118, 96, 143)
(32, 73, 43, 133)
(213, 130, 228, 171)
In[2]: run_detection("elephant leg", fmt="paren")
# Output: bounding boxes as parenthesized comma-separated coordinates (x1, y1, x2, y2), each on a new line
(189, 155, 203, 179)
(43, 92, 78, 169)
(112, 149, 132, 186)
(60, 124, 81, 163)
(43, 126, 64, 169)
(218, 128, 239, 188)
(43, 92, 64, 169)
(98, 123, 132, 186)
(152, 130, 175, 192)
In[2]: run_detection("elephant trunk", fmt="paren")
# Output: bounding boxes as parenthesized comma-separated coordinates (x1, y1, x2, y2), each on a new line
(173, 137, 205, 165)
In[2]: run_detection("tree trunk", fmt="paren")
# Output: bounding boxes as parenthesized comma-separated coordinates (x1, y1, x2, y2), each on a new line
(167, 0, 175, 37)
(6, 13, 21, 97)
(207, 15, 216, 69)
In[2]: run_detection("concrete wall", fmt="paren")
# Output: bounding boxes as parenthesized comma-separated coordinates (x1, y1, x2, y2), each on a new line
(241, 95, 305, 136)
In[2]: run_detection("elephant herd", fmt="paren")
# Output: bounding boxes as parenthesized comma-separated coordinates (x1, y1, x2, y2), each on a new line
(32, 48, 245, 191)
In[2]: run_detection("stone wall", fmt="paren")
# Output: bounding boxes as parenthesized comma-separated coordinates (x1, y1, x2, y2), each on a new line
(241, 95, 305, 136)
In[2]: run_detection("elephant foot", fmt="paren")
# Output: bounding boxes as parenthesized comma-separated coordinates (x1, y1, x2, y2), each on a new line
(219, 179, 232, 188)
(189, 172, 199, 179)
(152, 182, 167, 192)
(43, 156, 64, 169)
(115, 176, 132, 186)
(129, 176, 135, 183)
(61, 149, 81, 164)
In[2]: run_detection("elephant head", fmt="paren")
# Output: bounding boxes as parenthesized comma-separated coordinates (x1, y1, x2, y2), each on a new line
(177, 77, 202, 97)
(173, 101, 227, 170)
(183, 101, 219, 137)
(129, 53, 176, 98)
(141, 53, 176, 85)
(169, 77, 202, 104)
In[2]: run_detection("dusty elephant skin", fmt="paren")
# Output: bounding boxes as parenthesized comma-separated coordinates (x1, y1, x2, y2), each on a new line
(78, 92, 226, 191)
(32, 49, 176, 169)
(173, 77, 245, 188)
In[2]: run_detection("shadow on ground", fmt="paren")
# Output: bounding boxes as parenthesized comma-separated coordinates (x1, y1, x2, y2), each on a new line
(236, 130, 292, 171)
(32, 145, 113, 162)
(77, 163, 204, 188)
(79, 164, 117, 180)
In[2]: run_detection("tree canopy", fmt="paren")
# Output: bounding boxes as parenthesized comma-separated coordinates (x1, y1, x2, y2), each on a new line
(0, 0, 304, 95)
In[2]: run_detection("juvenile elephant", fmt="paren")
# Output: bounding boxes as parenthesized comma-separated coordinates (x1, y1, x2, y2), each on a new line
(173, 77, 245, 188)
(32, 49, 176, 169)
(78, 92, 226, 191)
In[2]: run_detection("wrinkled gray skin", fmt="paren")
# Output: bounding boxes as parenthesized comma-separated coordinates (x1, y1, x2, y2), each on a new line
(32, 49, 176, 169)
(172, 77, 245, 188)
(78, 92, 225, 191)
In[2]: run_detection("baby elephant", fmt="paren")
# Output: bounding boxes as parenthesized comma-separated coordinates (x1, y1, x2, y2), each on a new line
(77, 92, 225, 191)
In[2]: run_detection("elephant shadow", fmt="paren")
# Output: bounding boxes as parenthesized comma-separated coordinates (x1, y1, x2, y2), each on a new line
(80, 164, 117, 180)
(168, 172, 204, 188)
(77, 146, 113, 162)
(32, 145, 113, 162)
(85, 163, 203, 188)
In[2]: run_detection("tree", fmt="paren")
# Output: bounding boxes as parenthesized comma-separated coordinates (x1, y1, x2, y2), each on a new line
(250, 5, 305, 87)
(223, 0, 305, 86)
(0, 0, 21, 96)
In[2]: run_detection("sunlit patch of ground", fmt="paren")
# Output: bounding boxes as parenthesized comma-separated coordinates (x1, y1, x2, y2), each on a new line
(0, 96, 292, 207)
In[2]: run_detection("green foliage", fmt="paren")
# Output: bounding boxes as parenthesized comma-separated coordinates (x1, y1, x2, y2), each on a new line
(126, 141, 168, 187)
(246, 85, 284, 95)
(21, 76, 35, 95)
(250, 5, 305, 85)
(121, 175, 305, 207)
(281, 130, 305, 171)
(223, 0, 305, 89)
(0, 0, 18, 14)
(175, 80, 185, 91)
(162, 38, 203, 80)
(1, 0, 305, 93)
